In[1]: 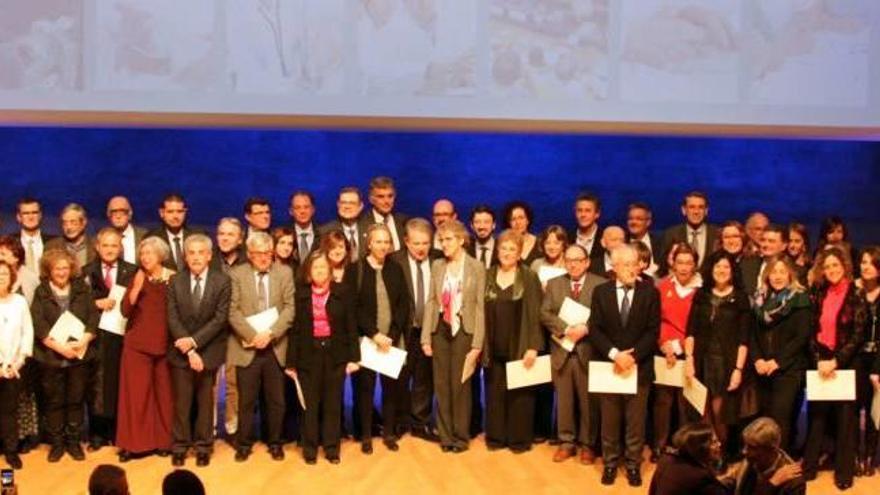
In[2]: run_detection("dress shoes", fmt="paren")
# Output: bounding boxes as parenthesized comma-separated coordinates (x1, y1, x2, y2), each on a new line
(48, 445, 65, 463)
(552, 447, 575, 463)
(196, 453, 210, 467)
(326, 455, 340, 465)
(234, 449, 250, 462)
(601, 466, 617, 485)
(626, 467, 642, 487)
(441, 445, 453, 453)
(67, 443, 86, 461)
(304, 456, 317, 465)
(579, 447, 597, 465)
(117, 450, 132, 463)
(835, 478, 853, 491)
(172, 453, 185, 467)
(269, 445, 285, 461)
(4, 453, 22, 470)
(361, 441, 373, 455)
(383, 438, 399, 452)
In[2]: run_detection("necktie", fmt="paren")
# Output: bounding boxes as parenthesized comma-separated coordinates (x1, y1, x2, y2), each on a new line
(119, 234, 126, 262)
(25, 239, 37, 273)
(257, 273, 268, 311)
(690, 230, 700, 256)
(415, 261, 425, 327)
(480, 246, 488, 266)
(299, 232, 310, 260)
(173, 236, 184, 270)
(572, 281, 581, 300)
(348, 229, 359, 261)
(192, 275, 203, 309)
(103, 264, 114, 290)
(620, 286, 632, 328)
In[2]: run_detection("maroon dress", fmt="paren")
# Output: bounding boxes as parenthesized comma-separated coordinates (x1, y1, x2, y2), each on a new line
(116, 277, 173, 453)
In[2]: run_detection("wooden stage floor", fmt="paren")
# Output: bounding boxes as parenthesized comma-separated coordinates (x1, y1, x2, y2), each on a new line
(5, 435, 878, 494)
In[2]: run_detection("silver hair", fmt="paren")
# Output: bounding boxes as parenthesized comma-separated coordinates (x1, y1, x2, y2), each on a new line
(184, 233, 213, 252)
(246, 231, 274, 252)
(138, 236, 170, 262)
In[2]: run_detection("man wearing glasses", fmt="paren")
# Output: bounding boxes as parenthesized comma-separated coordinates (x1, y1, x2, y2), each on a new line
(105, 196, 147, 265)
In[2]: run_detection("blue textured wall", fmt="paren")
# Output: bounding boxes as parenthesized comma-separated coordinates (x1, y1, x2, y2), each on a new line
(1, 127, 879, 245)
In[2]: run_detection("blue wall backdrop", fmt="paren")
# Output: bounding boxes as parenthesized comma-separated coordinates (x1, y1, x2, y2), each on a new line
(1, 127, 879, 246)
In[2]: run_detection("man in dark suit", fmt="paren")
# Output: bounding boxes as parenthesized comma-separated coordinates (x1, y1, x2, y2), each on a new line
(210, 217, 247, 274)
(146, 193, 204, 272)
(167, 234, 231, 467)
(540, 244, 606, 464)
(105, 196, 147, 266)
(227, 232, 294, 462)
(626, 202, 659, 277)
(589, 244, 660, 487)
(289, 190, 318, 263)
(363, 176, 409, 253)
(82, 227, 137, 451)
(595, 226, 627, 277)
(243, 197, 272, 240)
(390, 218, 441, 441)
(318, 186, 369, 262)
(570, 192, 605, 269)
(741, 224, 789, 297)
(466, 204, 497, 270)
(661, 191, 718, 272)
(13, 197, 56, 273)
(45, 203, 95, 269)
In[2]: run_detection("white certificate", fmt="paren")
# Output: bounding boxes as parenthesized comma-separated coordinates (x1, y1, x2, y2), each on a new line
(559, 297, 591, 327)
(293, 374, 307, 411)
(654, 356, 685, 388)
(806, 370, 856, 401)
(245, 307, 279, 334)
(683, 377, 708, 416)
(506, 355, 552, 390)
(538, 266, 567, 284)
(48, 310, 85, 344)
(98, 285, 128, 336)
(872, 390, 880, 430)
(358, 337, 407, 380)
(588, 361, 637, 395)
(550, 335, 575, 353)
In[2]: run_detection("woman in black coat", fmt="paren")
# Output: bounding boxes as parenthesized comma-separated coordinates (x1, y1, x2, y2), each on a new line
(802, 247, 864, 490)
(285, 250, 359, 465)
(350, 224, 410, 454)
(685, 251, 751, 461)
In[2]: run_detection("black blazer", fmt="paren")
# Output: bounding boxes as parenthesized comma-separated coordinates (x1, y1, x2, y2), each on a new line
(751, 291, 812, 375)
(661, 223, 719, 270)
(568, 227, 606, 269)
(359, 210, 409, 253)
(286, 283, 359, 370)
(588, 279, 660, 383)
(318, 219, 369, 260)
(144, 227, 207, 270)
(31, 278, 99, 366)
(82, 259, 138, 299)
(687, 288, 752, 377)
(347, 258, 411, 346)
(166, 268, 232, 369)
(389, 249, 442, 329)
(209, 245, 247, 274)
(809, 282, 865, 368)
(466, 237, 499, 268)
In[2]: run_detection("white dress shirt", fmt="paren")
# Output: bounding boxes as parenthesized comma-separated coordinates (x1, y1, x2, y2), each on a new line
(576, 224, 599, 256)
(474, 237, 495, 269)
(0, 294, 34, 367)
(294, 224, 315, 256)
(20, 230, 44, 271)
(373, 209, 401, 251)
(687, 224, 707, 267)
(120, 224, 137, 264)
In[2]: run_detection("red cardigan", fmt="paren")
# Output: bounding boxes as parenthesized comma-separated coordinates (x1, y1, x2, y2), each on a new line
(658, 277, 697, 347)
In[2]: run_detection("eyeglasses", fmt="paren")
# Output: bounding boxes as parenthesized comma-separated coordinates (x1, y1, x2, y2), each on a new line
(564, 257, 587, 263)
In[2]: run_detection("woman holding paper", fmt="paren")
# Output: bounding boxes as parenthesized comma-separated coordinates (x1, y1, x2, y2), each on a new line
(285, 251, 359, 465)
(685, 251, 751, 463)
(421, 219, 486, 453)
(653, 243, 701, 461)
(351, 224, 410, 454)
(116, 237, 175, 462)
(0, 261, 33, 470)
(483, 230, 543, 453)
(31, 249, 98, 463)
(855, 246, 880, 476)
(750, 254, 812, 453)
(802, 247, 864, 490)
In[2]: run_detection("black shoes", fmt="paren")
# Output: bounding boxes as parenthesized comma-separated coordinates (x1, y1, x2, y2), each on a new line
(48, 445, 65, 463)
(118, 450, 132, 463)
(835, 478, 853, 491)
(67, 443, 86, 461)
(172, 453, 185, 467)
(4, 453, 22, 470)
(361, 441, 373, 455)
(196, 453, 210, 467)
(305, 456, 317, 465)
(87, 437, 107, 452)
(601, 466, 617, 485)
(383, 438, 399, 452)
(411, 426, 440, 443)
(234, 449, 250, 462)
(441, 445, 453, 453)
(269, 445, 285, 461)
(626, 467, 642, 487)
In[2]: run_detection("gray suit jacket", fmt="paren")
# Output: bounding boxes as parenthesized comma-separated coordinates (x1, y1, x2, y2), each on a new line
(227, 262, 295, 367)
(540, 272, 606, 370)
(421, 255, 486, 350)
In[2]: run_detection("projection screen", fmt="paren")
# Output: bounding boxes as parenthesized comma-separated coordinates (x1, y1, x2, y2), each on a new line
(1, 0, 878, 137)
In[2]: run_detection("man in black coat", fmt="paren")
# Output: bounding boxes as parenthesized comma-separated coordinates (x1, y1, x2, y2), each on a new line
(166, 233, 232, 467)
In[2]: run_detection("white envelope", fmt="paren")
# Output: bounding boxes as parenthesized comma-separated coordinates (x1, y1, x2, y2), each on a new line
(588, 361, 637, 395)
(48, 310, 86, 344)
(98, 285, 128, 336)
(245, 307, 279, 334)
(506, 355, 552, 390)
(358, 337, 407, 379)
(806, 370, 856, 401)
(538, 266, 567, 284)
(872, 390, 880, 430)
(654, 356, 685, 388)
(683, 377, 708, 415)
(559, 297, 591, 326)
(550, 335, 575, 353)
(293, 374, 307, 411)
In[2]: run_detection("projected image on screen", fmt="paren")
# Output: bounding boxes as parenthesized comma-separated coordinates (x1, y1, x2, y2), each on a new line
(0, 0, 878, 132)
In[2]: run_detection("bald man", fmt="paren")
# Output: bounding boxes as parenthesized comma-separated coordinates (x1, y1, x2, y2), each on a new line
(431, 199, 457, 250)
(106, 196, 148, 265)
(596, 226, 626, 277)
(744, 212, 770, 257)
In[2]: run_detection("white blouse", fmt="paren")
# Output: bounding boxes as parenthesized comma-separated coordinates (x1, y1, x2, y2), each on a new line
(0, 293, 33, 367)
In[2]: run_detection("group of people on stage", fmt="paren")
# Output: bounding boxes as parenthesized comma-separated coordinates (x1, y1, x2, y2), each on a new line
(0, 176, 879, 492)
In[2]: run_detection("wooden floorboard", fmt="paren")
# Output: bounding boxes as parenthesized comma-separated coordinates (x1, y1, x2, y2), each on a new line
(4, 436, 877, 494)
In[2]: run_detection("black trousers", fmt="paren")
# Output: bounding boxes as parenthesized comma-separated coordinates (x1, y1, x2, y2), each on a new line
(357, 365, 403, 442)
(600, 382, 650, 470)
(653, 384, 691, 450)
(485, 360, 535, 450)
(235, 349, 285, 450)
(0, 377, 21, 454)
(41, 363, 88, 446)
(533, 381, 555, 441)
(803, 400, 857, 481)
(758, 371, 803, 450)
(88, 330, 123, 444)
(432, 324, 473, 449)
(171, 366, 217, 455)
(300, 341, 346, 459)
(470, 368, 484, 436)
(397, 326, 434, 428)
(855, 352, 879, 460)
